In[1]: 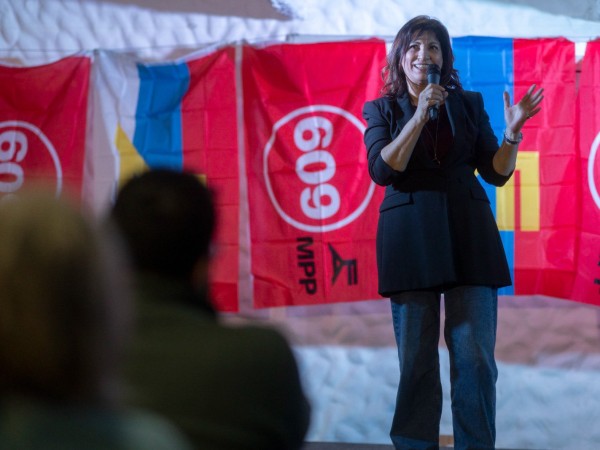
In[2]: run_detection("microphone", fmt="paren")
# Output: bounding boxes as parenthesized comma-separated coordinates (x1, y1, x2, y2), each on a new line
(427, 64, 441, 121)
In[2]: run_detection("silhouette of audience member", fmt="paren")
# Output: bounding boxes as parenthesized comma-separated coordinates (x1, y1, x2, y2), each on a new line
(111, 169, 311, 450)
(0, 191, 192, 450)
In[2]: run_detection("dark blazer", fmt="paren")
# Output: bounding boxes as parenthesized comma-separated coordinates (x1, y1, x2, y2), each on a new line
(363, 90, 512, 296)
(124, 274, 311, 450)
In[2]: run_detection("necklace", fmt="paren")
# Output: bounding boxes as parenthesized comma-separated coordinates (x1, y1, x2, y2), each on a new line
(422, 116, 441, 165)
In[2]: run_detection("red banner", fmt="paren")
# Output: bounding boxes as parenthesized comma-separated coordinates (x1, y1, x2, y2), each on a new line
(243, 40, 386, 308)
(182, 49, 240, 312)
(512, 39, 580, 298)
(91, 48, 239, 312)
(3, 39, 597, 308)
(0, 57, 89, 200)
(575, 39, 600, 304)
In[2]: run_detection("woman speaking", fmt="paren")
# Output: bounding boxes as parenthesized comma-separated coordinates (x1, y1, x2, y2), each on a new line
(362, 15, 543, 450)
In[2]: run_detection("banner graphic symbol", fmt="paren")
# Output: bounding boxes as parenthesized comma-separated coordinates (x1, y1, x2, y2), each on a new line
(329, 243, 358, 286)
(264, 105, 375, 233)
(0, 121, 62, 196)
(0, 56, 89, 203)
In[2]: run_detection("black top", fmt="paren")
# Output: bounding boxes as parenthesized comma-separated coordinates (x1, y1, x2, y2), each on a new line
(414, 103, 453, 165)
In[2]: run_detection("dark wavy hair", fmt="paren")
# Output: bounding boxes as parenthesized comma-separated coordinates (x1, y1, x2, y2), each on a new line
(382, 15, 463, 98)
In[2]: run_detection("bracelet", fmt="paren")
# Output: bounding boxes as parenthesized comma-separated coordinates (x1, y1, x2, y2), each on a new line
(504, 130, 523, 145)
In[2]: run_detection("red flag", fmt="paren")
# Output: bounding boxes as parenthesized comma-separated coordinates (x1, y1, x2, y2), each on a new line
(91, 48, 239, 312)
(574, 39, 600, 305)
(243, 40, 386, 308)
(512, 38, 579, 298)
(0, 56, 90, 200)
(181, 48, 240, 312)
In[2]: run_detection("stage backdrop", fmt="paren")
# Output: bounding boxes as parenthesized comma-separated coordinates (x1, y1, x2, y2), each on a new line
(0, 37, 598, 309)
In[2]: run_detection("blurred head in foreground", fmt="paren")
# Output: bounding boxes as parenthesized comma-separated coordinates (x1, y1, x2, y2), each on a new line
(0, 191, 131, 407)
(111, 169, 215, 292)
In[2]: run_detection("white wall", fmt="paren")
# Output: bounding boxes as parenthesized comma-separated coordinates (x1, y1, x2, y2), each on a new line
(2, 0, 599, 65)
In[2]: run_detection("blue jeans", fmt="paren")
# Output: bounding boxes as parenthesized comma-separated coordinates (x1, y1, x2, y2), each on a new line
(389, 286, 498, 450)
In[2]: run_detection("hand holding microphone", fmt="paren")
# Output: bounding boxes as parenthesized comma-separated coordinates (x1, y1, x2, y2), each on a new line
(426, 64, 441, 121)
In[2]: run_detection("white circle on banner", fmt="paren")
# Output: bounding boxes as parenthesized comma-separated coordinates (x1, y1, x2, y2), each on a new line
(263, 105, 375, 233)
(589, 130, 600, 210)
(0, 121, 62, 197)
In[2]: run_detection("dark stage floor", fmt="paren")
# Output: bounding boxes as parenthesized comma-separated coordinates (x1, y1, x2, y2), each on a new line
(302, 443, 536, 450)
(302, 444, 394, 450)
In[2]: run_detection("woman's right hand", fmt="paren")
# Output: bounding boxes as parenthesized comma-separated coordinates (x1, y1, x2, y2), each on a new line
(416, 85, 448, 121)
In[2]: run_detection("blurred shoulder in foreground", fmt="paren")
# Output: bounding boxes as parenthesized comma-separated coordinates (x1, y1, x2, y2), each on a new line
(111, 169, 311, 450)
(0, 191, 192, 450)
